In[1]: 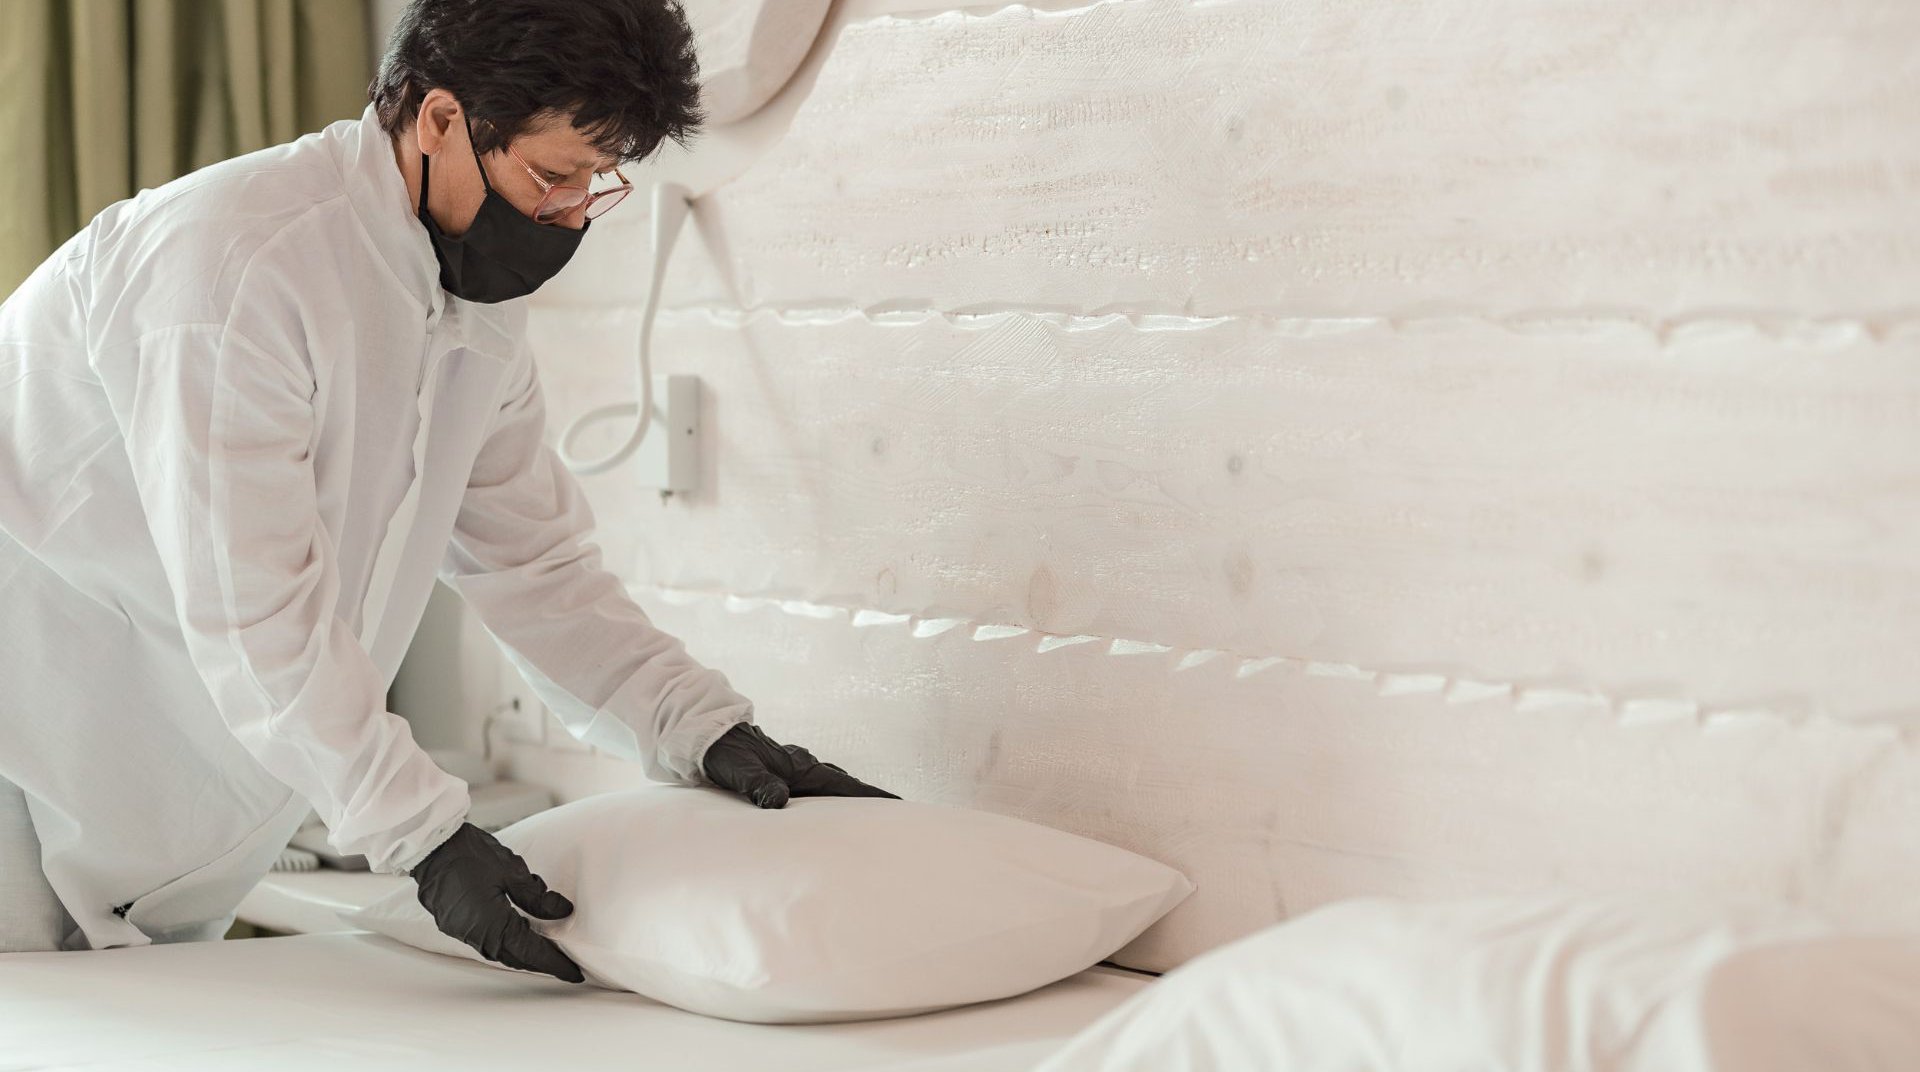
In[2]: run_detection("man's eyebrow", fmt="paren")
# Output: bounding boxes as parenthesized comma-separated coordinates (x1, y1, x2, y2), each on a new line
(530, 154, 616, 177)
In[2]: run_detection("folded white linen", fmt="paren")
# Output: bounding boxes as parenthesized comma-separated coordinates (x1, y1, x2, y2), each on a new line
(1038, 893, 1920, 1072)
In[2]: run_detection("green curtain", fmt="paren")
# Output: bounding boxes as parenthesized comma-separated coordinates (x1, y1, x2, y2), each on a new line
(0, 0, 372, 297)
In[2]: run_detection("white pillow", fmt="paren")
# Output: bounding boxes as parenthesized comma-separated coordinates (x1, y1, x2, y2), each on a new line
(1037, 894, 1920, 1072)
(347, 786, 1192, 1023)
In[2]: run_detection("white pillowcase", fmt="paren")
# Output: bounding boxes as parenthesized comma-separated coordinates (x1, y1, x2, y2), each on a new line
(347, 786, 1192, 1023)
(1038, 894, 1920, 1072)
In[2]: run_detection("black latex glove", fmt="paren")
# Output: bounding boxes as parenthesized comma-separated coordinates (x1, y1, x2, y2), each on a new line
(702, 723, 901, 809)
(411, 822, 584, 984)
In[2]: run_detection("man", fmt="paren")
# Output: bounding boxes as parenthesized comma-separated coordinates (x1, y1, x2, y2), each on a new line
(0, 0, 893, 982)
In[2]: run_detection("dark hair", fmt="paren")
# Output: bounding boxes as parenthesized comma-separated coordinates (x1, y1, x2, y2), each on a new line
(370, 0, 704, 162)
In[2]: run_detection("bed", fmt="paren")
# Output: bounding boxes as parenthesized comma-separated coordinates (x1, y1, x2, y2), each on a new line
(0, 930, 1153, 1071)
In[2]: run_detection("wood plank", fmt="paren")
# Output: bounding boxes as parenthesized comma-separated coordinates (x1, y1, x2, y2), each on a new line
(529, 306, 1920, 718)
(622, 0, 1920, 317)
(504, 588, 1920, 971)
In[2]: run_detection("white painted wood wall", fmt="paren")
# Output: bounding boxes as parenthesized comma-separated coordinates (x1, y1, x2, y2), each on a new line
(422, 0, 1920, 972)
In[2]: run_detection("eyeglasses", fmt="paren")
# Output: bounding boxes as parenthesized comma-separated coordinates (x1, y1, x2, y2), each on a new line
(501, 141, 632, 223)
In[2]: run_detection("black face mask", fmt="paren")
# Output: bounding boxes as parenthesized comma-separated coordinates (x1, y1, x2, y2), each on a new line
(416, 120, 587, 303)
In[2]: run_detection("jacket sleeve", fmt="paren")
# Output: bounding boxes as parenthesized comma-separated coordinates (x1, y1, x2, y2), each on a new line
(115, 322, 469, 876)
(439, 340, 753, 784)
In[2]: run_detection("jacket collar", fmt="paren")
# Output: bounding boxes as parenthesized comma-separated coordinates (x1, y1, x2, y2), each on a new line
(332, 105, 518, 358)
(335, 105, 442, 318)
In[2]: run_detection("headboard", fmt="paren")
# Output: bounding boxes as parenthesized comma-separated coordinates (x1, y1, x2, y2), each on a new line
(498, 0, 1920, 973)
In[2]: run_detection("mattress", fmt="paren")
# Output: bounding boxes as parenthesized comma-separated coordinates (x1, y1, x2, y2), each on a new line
(0, 931, 1152, 1071)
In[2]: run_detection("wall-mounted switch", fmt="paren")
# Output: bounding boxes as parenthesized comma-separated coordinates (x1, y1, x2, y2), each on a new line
(637, 374, 700, 494)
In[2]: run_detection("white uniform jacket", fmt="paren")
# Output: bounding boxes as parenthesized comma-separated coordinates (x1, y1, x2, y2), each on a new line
(0, 106, 753, 950)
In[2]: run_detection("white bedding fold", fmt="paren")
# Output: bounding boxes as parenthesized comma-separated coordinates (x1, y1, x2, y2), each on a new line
(0, 932, 1152, 1072)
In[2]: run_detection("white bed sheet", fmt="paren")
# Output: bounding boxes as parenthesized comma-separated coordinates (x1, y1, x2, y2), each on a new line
(0, 931, 1152, 1071)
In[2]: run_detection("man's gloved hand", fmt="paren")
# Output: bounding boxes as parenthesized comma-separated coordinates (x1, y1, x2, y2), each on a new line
(702, 723, 901, 809)
(411, 822, 584, 984)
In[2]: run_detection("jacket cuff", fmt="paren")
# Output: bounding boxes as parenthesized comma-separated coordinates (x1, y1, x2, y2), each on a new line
(383, 809, 469, 877)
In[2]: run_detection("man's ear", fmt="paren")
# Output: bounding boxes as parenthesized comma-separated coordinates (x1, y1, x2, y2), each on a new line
(415, 88, 463, 157)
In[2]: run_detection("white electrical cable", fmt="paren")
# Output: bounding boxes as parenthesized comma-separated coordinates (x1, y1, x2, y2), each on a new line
(559, 181, 697, 475)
